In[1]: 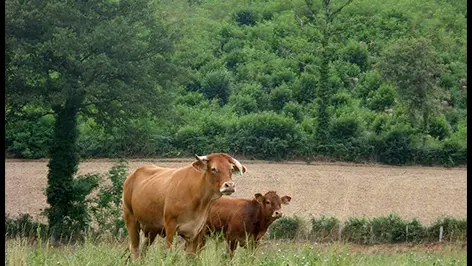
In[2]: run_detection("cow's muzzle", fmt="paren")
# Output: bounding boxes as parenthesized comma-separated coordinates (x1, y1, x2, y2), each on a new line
(220, 181, 235, 195)
(272, 210, 283, 218)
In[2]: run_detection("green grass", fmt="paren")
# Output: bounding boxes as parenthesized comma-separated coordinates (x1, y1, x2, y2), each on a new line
(5, 237, 467, 266)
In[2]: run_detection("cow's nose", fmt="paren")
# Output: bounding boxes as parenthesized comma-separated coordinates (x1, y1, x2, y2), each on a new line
(273, 210, 282, 218)
(220, 181, 235, 195)
(224, 182, 234, 188)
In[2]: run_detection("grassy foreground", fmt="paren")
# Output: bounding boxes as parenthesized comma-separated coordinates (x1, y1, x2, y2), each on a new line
(6, 237, 466, 266)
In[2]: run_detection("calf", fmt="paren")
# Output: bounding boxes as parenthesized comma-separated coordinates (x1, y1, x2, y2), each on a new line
(198, 191, 291, 258)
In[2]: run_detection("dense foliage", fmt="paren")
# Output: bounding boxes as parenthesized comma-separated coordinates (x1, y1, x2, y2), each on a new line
(6, 0, 467, 167)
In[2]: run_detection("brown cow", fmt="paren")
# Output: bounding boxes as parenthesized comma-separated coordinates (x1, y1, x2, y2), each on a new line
(198, 191, 291, 258)
(122, 153, 247, 261)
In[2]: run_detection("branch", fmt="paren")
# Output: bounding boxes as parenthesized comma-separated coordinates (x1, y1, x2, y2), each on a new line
(329, 0, 354, 22)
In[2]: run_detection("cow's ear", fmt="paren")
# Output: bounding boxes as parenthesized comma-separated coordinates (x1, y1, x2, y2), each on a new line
(255, 193, 264, 203)
(192, 154, 208, 172)
(281, 196, 291, 205)
(241, 165, 247, 174)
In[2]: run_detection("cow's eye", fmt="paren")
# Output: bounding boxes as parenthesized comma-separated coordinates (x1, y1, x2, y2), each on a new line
(211, 167, 218, 173)
(265, 200, 270, 205)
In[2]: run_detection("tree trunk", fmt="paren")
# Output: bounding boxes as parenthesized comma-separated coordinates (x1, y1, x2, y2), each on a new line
(315, 8, 331, 147)
(422, 108, 430, 148)
(45, 94, 83, 243)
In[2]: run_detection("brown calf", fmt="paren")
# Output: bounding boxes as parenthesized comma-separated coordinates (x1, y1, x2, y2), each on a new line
(198, 191, 291, 258)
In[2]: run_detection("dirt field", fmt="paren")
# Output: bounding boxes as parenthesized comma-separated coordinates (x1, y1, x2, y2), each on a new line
(5, 158, 467, 225)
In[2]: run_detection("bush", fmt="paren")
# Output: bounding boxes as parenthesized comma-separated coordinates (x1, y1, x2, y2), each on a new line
(375, 125, 415, 165)
(5, 115, 55, 159)
(405, 218, 427, 243)
(5, 213, 48, 239)
(269, 216, 302, 240)
(367, 83, 396, 112)
(310, 216, 340, 242)
(270, 83, 293, 111)
(342, 217, 370, 244)
(201, 70, 232, 104)
(89, 160, 129, 238)
(428, 114, 451, 140)
(369, 213, 407, 243)
(234, 9, 258, 26)
(229, 111, 303, 160)
(426, 217, 467, 242)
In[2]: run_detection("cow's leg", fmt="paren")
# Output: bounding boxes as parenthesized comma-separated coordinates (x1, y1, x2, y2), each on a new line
(123, 210, 141, 261)
(196, 228, 207, 252)
(227, 239, 238, 259)
(164, 217, 177, 249)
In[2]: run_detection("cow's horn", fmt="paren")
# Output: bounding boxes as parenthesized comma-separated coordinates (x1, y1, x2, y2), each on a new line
(195, 154, 209, 162)
(229, 157, 244, 175)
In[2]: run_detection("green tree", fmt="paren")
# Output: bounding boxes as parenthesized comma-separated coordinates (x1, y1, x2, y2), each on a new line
(5, 0, 175, 240)
(301, 0, 354, 146)
(377, 37, 443, 146)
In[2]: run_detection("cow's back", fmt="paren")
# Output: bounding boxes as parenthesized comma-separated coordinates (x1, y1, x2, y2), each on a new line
(123, 165, 179, 225)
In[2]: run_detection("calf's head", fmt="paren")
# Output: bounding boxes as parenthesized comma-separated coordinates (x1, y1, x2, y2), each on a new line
(193, 153, 247, 196)
(255, 191, 291, 219)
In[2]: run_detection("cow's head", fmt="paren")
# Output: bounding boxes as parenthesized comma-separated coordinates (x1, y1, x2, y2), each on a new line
(255, 191, 291, 219)
(193, 153, 247, 196)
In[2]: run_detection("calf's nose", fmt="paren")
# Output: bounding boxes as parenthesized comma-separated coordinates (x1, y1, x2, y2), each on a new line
(273, 210, 282, 217)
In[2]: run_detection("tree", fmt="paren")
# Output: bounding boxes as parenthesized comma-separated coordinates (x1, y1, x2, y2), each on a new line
(377, 37, 443, 145)
(5, 0, 176, 240)
(299, 0, 354, 147)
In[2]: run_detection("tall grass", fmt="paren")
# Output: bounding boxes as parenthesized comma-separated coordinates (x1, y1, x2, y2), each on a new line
(5, 237, 466, 266)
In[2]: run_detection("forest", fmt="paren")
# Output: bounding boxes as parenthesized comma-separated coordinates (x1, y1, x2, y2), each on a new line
(6, 0, 467, 166)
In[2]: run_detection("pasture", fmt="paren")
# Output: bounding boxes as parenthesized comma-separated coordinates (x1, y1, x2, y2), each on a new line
(5, 158, 467, 224)
(5, 158, 467, 265)
(5, 237, 466, 265)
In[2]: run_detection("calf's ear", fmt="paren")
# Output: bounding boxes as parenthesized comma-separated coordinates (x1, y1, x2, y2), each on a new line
(254, 193, 264, 203)
(192, 154, 209, 172)
(281, 196, 291, 205)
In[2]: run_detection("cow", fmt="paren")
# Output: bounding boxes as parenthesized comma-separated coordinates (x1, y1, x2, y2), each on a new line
(121, 153, 247, 261)
(197, 191, 291, 258)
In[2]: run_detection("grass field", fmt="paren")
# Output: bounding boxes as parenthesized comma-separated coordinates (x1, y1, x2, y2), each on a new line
(5, 236, 467, 266)
(5, 158, 467, 265)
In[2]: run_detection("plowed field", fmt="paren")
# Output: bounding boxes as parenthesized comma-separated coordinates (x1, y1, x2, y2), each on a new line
(5, 158, 467, 224)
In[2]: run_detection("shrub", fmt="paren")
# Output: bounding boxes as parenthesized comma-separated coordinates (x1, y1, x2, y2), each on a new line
(367, 83, 396, 112)
(426, 217, 467, 242)
(342, 217, 370, 244)
(89, 160, 129, 239)
(5, 115, 55, 159)
(329, 116, 361, 140)
(375, 125, 415, 165)
(405, 218, 426, 243)
(369, 213, 407, 243)
(234, 9, 258, 26)
(5, 213, 48, 239)
(269, 216, 302, 240)
(201, 70, 232, 104)
(342, 39, 370, 72)
(428, 114, 451, 140)
(270, 83, 293, 111)
(229, 112, 302, 160)
(282, 101, 305, 122)
(310, 216, 340, 242)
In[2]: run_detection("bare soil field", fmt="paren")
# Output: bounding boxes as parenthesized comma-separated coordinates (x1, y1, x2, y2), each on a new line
(5, 158, 467, 225)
